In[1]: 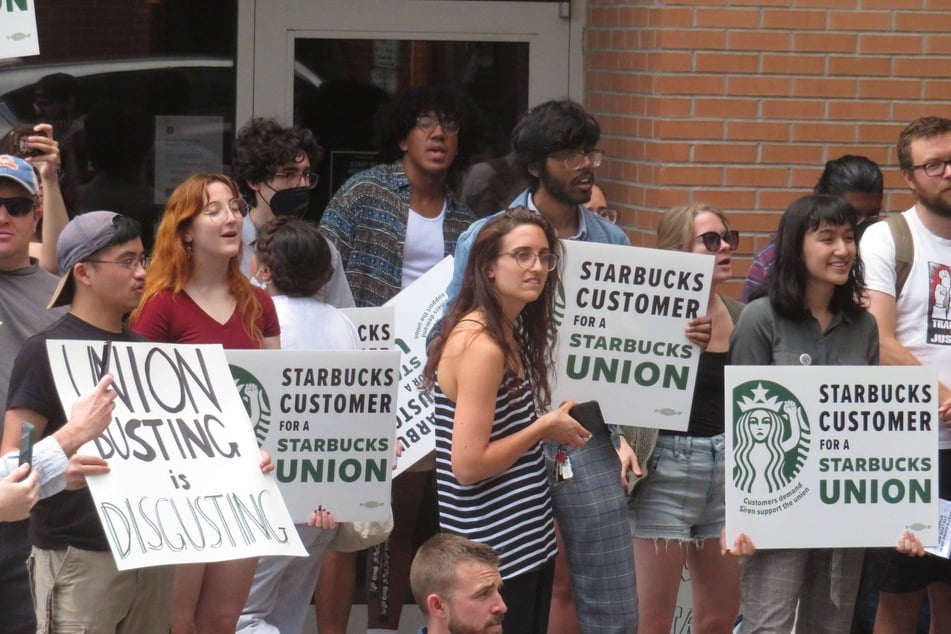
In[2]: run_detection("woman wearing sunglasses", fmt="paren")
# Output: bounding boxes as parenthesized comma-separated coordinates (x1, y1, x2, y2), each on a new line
(729, 194, 877, 633)
(131, 173, 281, 634)
(629, 203, 745, 634)
(423, 207, 588, 634)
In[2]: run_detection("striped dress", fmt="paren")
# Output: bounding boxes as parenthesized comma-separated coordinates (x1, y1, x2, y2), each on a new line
(434, 372, 558, 580)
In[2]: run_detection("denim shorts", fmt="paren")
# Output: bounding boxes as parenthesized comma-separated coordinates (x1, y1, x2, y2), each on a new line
(628, 433, 726, 541)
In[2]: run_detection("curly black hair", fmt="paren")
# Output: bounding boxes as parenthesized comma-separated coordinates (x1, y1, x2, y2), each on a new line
(374, 85, 484, 167)
(231, 117, 324, 204)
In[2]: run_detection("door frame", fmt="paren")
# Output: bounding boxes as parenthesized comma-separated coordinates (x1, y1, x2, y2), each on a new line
(237, 0, 586, 126)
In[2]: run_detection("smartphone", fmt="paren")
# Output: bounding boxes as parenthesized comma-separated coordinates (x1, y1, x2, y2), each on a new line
(10, 125, 41, 158)
(18, 421, 35, 471)
(100, 340, 113, 378)
(568, 400, 607, 435)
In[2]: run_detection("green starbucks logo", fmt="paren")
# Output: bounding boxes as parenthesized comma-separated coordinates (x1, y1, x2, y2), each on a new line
(230, 365, 271, 447)
(732, 381, 811, 495)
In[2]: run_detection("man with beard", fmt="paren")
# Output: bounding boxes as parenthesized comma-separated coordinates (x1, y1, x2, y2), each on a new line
(446, 99, 637, 634)
(317, 86, 482, 634)
(410, 534, 506, 634)
(861, 116, 951, 633)
(232, 117, 353, 306)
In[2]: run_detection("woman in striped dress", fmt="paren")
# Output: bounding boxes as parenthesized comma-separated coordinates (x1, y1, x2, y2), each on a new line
(423, 207, 589, 634)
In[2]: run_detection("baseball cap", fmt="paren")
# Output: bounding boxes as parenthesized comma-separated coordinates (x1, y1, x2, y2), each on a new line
(0, 154, 39, 197)
(48, 211, 121, 309)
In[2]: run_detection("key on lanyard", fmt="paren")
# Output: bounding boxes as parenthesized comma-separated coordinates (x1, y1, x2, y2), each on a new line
(555, 446, 573, 481)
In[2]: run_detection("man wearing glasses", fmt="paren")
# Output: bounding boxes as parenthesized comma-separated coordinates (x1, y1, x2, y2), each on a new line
(232, 117, 354, 307)
(317, 85, 482, 634)
(446, 99, 637, 634)
(862, 116, 951, 634)
(2, 211, 175, 632)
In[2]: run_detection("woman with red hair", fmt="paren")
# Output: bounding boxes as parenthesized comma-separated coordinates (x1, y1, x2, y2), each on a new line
(131, 173, 280, 633)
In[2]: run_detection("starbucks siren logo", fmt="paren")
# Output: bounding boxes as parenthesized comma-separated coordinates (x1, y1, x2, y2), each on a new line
(732, 381, 811, 495)
(230, 365, 271, 446)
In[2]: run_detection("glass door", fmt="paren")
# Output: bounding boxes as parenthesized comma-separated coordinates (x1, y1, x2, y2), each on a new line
(240, 0, 578, 211)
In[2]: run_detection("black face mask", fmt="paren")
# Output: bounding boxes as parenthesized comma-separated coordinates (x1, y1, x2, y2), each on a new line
(268, 186, 311, 217)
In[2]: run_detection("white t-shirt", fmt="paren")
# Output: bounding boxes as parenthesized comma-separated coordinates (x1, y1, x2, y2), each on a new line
(401, 204, 446, 289)
(272, 295, 360, 351)
(862, 206, 951, 447)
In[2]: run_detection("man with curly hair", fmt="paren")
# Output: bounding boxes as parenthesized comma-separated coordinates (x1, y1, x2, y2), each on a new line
(231, 117, 353, 307)
(317, 85, 482, 634)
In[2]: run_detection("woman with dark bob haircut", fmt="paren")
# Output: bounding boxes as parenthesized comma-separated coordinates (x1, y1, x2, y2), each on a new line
(424, 206, 588, 633)
(731, 194, 903, 633)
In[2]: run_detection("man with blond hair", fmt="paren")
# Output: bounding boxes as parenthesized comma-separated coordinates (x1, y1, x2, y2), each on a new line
(410, 534, 506, 634)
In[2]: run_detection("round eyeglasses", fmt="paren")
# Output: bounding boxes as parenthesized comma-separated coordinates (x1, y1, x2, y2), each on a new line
(415, 114, 460, 135)
(500, 249, 559, 271)
(202, 198, 249, 221)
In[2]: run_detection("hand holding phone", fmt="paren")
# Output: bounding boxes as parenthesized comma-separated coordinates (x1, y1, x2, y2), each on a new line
(568, 401, 606, 435)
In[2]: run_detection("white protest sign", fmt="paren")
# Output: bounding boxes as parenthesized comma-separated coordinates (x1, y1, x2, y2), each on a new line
(725, 366, 938, 549)
(47, 340, 306, 570)
(339, 306, 395, 350)
(552, 241, 714, 430)
(384, 256, 452, 475)
(0, 0, 39, 59)
(225, 349, 400, 523)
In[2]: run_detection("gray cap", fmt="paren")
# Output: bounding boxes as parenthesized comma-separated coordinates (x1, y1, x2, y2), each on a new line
(48, 211, 121, 309)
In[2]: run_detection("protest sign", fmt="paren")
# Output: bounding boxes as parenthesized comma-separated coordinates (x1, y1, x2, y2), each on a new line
(339, 306, 395, 350)
(226, 349, 400, 522)
(0, 0, 39, 59)
(725, 366, 938, 549)
(384, 256, 452, 475)
(47, 340, 306, 570)
(552, 241, 714, 430)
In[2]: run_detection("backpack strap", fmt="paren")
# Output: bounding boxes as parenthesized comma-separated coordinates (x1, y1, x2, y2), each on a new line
(884, 214, 914, 299)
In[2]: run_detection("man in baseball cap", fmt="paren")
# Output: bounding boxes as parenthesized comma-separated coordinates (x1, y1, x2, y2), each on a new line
(0, 154, 58, 634)
(2, 209, 174, 632)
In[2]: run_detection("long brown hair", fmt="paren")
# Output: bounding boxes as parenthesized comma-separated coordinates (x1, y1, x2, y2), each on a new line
(424, 207, 561, 410)
(131, 173, 264, 343)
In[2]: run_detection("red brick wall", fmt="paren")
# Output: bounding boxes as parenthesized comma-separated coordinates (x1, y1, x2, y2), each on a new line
(585, 0, 951, 298)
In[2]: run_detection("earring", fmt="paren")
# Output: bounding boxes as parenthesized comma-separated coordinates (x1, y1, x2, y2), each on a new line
(184, 242, 193, 258)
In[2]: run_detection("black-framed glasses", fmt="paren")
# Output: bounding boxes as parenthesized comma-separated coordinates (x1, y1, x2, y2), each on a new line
(552, 149, 604, 171)
(500, 248, 559, 271)
(415, 114, 460, 135)
(273, 170, 319, 189)
(202, 198, 249, 221)
(85, 254, 151, 270)
(0, 197, 36, 217)
(909, 158, 951, 178)
(695, 230, 739, 252)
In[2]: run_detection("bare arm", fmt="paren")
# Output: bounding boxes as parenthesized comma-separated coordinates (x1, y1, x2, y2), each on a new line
(441, 328, 586, 485)
(27, 124, 68, 274)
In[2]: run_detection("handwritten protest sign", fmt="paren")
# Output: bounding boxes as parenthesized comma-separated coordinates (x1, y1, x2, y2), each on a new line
(384, 256, 452, 475)
(226, 349, 400, 523)
(47, 340, 306, 570)
(339, 306, 395, 350)
(725, 366, 938, 549)
(0, 0, 39, 59)
(552, 241, 714, 430)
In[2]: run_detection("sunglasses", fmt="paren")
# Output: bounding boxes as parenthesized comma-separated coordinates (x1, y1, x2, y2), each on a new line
(695, 230, 739, 252)
(0, 197, 36, 217)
